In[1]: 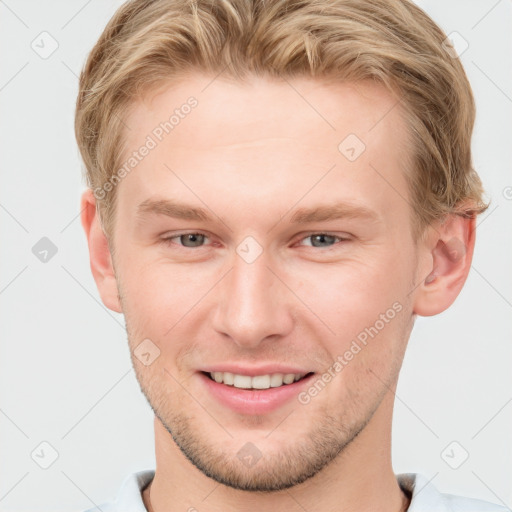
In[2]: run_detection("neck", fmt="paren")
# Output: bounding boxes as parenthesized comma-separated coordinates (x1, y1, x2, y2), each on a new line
(143, 390, 409, 512)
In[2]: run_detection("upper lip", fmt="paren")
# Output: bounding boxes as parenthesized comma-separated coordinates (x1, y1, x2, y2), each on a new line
(200, 364, 313, 377)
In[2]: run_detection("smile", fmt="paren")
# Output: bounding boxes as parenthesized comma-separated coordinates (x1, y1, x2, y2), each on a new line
(206, 371, 312, 389)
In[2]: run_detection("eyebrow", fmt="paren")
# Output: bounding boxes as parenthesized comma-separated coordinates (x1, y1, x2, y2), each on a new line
(288, 203, 380, 224)
(137, 199, 211, 221)
(136, 198, 380, 224)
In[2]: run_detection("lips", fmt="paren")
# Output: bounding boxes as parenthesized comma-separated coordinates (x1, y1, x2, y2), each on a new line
(198, 369, 316, 415)
(199, 364, 313, 390)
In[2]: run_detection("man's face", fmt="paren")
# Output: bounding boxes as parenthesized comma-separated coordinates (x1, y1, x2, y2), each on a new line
(111, 74, 420, 491)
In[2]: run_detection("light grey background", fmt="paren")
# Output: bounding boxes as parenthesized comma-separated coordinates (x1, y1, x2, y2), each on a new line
(0, 1, 511, 511)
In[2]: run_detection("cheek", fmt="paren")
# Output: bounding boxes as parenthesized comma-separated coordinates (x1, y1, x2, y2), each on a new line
(289, 253, 411, 395)
(291, 254, 406, 334)
(118, 256, 222, 337)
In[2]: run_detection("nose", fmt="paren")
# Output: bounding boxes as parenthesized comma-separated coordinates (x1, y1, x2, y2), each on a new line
(211, 248, 294, 349)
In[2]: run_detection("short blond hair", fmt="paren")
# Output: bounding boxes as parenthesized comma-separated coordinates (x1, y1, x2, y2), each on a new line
(75, 0, 489, 240)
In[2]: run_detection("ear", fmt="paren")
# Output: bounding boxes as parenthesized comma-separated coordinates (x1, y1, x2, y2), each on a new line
(80, 189, 122, 313)
(413, 213, 476, 317)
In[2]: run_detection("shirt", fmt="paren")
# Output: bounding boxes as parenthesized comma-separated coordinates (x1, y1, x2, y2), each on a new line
(83, 469, 509, 512)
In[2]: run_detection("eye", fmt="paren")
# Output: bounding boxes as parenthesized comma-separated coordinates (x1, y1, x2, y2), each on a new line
(160, 231, 348, 250)
(162, 232, 210, 248)
(298, 233, 348, 248)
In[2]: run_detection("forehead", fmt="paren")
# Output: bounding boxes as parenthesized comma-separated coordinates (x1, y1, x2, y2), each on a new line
(118, 73, 412, 231)
(126, 73, 406, 150)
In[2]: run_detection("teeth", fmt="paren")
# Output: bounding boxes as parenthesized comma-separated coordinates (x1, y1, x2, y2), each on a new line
(209, 371, 306, 389)
(283, 374, 295, 384)
(252, 375, 270, 389)
(233, 374, 252, 389)
(270, 373, 284, 387)
(222, 372, 234, 385)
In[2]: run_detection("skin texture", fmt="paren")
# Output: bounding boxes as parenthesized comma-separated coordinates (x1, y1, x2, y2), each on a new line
(81, 73, 476, 512)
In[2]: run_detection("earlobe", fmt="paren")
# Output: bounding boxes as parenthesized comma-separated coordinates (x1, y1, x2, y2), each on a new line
(413, 214, 476, 317)
(80, 189, 122, 313)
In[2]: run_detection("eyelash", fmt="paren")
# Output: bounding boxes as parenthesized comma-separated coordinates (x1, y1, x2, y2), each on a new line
(160, 231, 350, 249)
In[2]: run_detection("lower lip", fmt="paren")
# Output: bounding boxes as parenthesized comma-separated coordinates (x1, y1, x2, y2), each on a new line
(199, 372, 315, 415)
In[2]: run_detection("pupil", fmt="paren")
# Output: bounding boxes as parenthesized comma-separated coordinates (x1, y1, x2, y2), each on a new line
(312, 234, 335, 247)
(182, 234, 204, 247)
